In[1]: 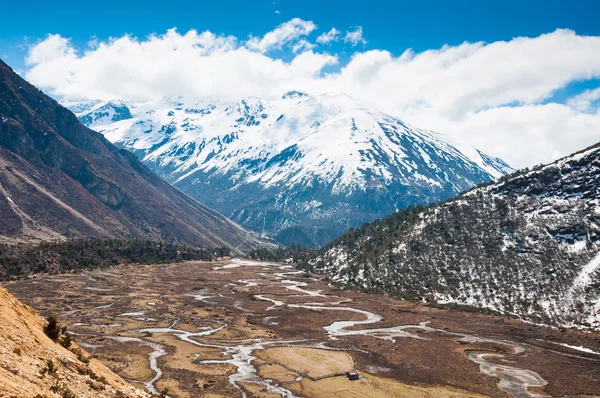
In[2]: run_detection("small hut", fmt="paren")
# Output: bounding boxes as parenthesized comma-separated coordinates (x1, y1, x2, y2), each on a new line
(346, 370, 360, 381)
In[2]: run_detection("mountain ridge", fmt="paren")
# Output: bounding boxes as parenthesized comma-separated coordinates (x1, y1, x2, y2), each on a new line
(0, 59, 259, 251)
(310, 142, 600, 329)
(71, 92, 512, 248)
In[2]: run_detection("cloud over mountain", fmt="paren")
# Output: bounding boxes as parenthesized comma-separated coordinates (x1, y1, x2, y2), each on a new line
(23, 21, 600, 168)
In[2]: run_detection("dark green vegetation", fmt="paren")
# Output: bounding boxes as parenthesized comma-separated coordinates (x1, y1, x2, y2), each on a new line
(312, 143, 600, 328)
(0, 60, 257, 251)
(43, 314, 72, 349)
(43, 314, 62, 342)
(0, 239, 230, 279)
(247, 244, 315, 263)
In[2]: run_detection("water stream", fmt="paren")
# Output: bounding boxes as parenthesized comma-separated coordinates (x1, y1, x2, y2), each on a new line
(466, 350, 548, 398)
(138, 319, 299, 398)
(72, 259, 590, 398)
(251, 262, 558, 398)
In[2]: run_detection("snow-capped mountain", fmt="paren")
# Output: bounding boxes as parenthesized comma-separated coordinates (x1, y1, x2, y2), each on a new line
(70, 92, 512, 247)
(311, 143, 600, 329)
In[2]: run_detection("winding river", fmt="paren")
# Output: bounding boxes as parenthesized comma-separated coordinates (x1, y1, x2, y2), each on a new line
(249, 262, 557, 398)
(72, 259, 591, 398)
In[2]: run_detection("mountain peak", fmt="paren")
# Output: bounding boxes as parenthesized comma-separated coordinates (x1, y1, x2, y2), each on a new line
(69, 92, 512, 247)
(281, 90, 310, 99)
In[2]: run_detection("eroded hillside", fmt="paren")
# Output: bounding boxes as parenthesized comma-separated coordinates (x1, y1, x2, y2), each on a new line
(0, 286, 149, 398)
(0, 59, 258, 251)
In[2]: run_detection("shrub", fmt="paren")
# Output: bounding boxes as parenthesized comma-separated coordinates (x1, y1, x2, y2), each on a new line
(90, 370, 108, 384)
(59, 334, 72, 349)
(44, 315, 61, 342)
(73, 347, 90, 364)
(44, 359, 56, 374)
(0, 239, 230, 279)
(44, 314, 73, 349)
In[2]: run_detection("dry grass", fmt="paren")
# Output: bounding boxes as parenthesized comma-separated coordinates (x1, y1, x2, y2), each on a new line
(156, 378, 191, 398)
(289, 372, 487, 398)
(257, 347, 355, 380)
(258, 363, 299, 383)
(238, 382, 282, 398)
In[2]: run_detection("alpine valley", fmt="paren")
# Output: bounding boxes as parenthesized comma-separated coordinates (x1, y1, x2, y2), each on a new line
(1, 62, 600, 398)
(70, 93, 512, 248)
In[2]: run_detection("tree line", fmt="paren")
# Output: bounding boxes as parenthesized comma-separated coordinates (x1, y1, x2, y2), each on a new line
(0, 239, 231, 279)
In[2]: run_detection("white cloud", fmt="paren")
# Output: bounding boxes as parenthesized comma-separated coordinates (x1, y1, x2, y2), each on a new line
(317, 27, 340, 44)
(292, 39, 316, 53)
(344, 27, 366, 46)
(246, 18, 316, 53)
(23, 25, 600, 168)
(405, 103, 600, 168)
(25, 34, 75, 64)
(289, 51, 338, 77)
(567, 87, 600, 112)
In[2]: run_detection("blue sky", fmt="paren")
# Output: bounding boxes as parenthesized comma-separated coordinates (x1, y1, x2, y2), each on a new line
(2, 0, 599, 70)
(2, 0, 600, 168)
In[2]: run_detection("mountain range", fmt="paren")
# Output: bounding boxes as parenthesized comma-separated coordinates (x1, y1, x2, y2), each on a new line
(310, 143, 600, 329)
(0, 60, 258, 251)
(70, 92, 512, 248)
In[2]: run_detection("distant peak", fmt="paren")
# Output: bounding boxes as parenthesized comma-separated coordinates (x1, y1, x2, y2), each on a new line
(242, 96, 267, 104)
(282, 91, 310, 99)
(320, 92, 355, 100)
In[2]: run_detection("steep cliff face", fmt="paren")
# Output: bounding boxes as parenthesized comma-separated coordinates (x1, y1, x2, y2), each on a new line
(0, 286, 149, 397)
(312, 143, 600, 329)
(0, 60, 259, 251)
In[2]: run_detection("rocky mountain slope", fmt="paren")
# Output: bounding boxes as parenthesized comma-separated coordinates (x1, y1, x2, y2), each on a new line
(0, 286, 149, 397)
(0, 60, 259, 251)
(311, 143, 600, 329)
(71, 92, 512, 248)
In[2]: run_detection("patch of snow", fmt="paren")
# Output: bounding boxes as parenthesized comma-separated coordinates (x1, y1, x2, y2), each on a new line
(555, 343, 600, 355)
(572, 251, 600, 288)
(118, 311, 147, 317)
(70, 93, 511, 195)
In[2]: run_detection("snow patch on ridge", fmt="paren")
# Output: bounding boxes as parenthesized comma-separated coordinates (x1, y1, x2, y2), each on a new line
(70, 93, 512, 193)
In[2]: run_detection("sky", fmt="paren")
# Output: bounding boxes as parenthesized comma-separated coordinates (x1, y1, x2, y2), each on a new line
(1, 0, 600, 168)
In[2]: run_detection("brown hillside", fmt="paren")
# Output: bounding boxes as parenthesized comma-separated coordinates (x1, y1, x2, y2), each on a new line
(0, 59, 258, 252)
(0, 286, 149, 397)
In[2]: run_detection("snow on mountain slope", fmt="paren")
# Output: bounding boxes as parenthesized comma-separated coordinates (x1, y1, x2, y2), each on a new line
(70, 92, 512, 248)
(311, 143, 600, 329)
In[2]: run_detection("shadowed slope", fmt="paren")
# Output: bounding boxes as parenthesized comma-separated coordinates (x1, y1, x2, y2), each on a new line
(0, 60, 258, 252)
